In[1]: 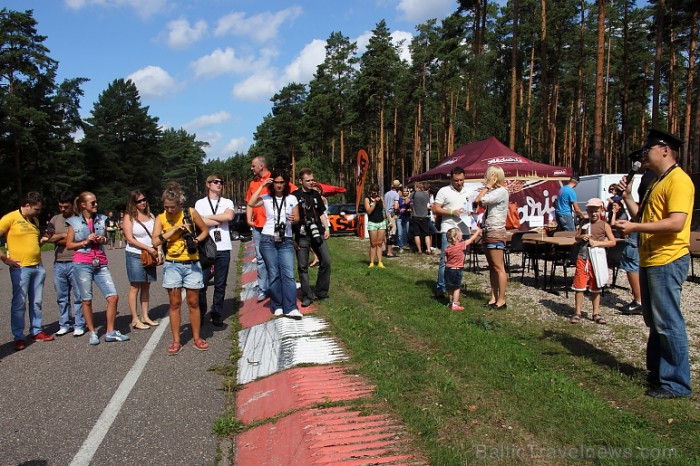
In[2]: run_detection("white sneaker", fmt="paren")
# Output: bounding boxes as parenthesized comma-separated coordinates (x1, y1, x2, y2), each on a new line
(73, 327, 86, 337)
(273, 308, 284, 316)
(287, 309, 303, 320)
(55, 327, 71, 336)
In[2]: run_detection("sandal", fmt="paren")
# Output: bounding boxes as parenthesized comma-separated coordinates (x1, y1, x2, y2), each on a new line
(192, 338, 209, 351)
(167, 342, 183, 355)
(593, 314, 607, 325)
(570, 314, 581, 324)
(131, 321, 151, 330)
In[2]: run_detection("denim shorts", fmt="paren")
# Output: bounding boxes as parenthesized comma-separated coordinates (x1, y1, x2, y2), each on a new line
(74, 263, 118, 301)
(162, 260, 203, 289)
(619, 243, 640, 274)
(445, 268, 464, 289)
(367, 220, 387, 231)
(125, 251, 156, 283)
(485, 241, 506, 250)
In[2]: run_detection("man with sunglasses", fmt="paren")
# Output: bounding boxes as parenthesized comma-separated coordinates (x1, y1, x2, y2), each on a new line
(615, 129, 694, 399)
(195, 174, 235, 327)
(293, 168, 331, 307)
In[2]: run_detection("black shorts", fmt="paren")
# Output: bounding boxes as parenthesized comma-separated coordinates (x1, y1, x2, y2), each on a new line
(410, 217, 430, 237)
(445, 268, 463, 289)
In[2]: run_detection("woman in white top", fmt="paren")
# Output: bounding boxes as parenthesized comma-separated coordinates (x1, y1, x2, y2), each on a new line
(123, 190, 162, 329)
(474, 166, 510, 310)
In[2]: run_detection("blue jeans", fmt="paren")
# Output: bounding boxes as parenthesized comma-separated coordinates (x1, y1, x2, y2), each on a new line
(10, 265, 46, 340)
(437, 231, 469, 292)
(54, 261, 84, 330)
(252, 227, 268, 295)
(397, 217, 410, 249)
(640, 254, 692, 396)
(199, 250, 230, 320)
(259, 235, 297, 313)
(73, 263, 118, 301)
(556, 213, 576, 231)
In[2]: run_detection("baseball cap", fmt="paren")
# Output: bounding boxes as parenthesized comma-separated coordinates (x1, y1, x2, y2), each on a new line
(585, 197, 604, 209)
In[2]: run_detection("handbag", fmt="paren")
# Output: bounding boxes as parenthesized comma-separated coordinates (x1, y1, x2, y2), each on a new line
(134, 217, 160, 267)
(183, 208, 218, 268)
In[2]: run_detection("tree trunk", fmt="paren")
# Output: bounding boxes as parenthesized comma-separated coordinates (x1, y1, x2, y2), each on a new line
(683, 11, 698, 170)
(539, 0, 549, 158)
(592, 0, 606, 174)
(509, 0, 520, 149)
(652, 0, 666, 128)
(525, 47, 536, 158)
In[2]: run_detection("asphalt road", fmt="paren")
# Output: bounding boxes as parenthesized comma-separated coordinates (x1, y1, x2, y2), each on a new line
(0, 243, 240, 466)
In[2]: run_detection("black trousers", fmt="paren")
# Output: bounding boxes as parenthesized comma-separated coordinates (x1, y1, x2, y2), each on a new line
(295, 236, 331, 299)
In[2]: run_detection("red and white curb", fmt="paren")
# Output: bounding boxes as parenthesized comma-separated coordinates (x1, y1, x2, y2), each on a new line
(234, 241, 423, 465)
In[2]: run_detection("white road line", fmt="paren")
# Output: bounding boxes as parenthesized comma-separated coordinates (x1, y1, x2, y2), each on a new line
(69, 318, 169, 466)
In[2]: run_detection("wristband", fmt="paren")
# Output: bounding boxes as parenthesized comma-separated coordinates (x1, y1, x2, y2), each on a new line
(159, 233, 166, 243)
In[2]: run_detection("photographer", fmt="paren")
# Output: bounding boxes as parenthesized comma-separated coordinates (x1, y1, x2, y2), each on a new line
(247, 170, 302, 319)
(294, 169, 332, 307)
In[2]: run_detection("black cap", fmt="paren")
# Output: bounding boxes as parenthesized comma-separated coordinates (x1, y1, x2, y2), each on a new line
(643, 129, 683, 152)
(570, 174, 580, 182)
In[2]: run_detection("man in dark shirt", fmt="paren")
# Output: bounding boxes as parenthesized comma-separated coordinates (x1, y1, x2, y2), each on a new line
(294, 168, 332, 307)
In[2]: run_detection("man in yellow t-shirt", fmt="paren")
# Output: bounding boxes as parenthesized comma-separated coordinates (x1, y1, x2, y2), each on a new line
(0, 192, 55, 350)
(615, 129, 694, 399)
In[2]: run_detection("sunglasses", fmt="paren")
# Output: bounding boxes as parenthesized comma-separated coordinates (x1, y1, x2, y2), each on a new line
(89, 200, 98, 206)
(210, 179, 223, 185)
(135, 198, 147, 204)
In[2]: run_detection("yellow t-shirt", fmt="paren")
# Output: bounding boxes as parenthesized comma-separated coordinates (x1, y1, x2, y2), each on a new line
(158, 209, 199, 262)
(639, 167, 694, 267)
(0, 210, 42, 267)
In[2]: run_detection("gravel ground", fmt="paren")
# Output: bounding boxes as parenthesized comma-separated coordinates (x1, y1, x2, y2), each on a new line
(348, 237, 699, 384)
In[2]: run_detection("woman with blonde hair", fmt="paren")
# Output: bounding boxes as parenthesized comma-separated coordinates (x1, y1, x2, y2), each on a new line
(152, 182, 210, 355)
(66, 192, 129, 345)
(122, 190, 161, 329)
(473, 165, 509, 309)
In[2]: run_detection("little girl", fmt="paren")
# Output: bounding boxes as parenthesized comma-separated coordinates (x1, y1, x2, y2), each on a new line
(443, 227, 482, 311)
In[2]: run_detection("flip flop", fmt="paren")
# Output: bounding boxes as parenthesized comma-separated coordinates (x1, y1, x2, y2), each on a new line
(167, 342, 183, 355)
(570, 314, 581, 324)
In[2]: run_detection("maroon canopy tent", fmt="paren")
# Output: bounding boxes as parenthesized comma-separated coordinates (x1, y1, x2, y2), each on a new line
(408, 136, 571, 183)
(407, 137, 572, 229)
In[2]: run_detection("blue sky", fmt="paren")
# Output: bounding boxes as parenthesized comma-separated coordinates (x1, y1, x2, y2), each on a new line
(6, 0, 459, 161)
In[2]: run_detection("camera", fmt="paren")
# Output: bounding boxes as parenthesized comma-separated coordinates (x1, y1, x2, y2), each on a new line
(307, 221, 322, 245)
(274, 222, 286, 243)
(183, 232, 197, 254)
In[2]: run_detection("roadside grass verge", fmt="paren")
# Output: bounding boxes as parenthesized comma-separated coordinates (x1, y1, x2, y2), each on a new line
(312, 236, 700, 465)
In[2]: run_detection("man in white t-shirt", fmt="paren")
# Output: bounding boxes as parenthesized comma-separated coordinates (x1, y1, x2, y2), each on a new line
(432, 166, 473, 297)
(195, 173, 235, 326)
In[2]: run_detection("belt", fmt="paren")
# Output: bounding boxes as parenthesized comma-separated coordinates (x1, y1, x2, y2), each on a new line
(447, 267, 463, 270)
(165, 259, 196, 265)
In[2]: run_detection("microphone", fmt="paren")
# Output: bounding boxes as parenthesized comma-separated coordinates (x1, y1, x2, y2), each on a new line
(626, 161, 642, 183)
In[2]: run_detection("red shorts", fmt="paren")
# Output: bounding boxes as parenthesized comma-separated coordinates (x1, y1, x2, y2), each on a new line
(571, 258, 601, 293)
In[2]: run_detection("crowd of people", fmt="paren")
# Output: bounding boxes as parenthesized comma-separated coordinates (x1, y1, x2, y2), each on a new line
(1, 129, 693, 400)
(1, 175, 237, 356)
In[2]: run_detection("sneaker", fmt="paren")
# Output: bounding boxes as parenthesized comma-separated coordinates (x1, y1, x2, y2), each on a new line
(211, 314, 224, 327)
(31, 331, 55, 342)
(88, 332, 100, 346)
(55, 327, 72, 336)
(273, 308, 284, 316)
(104, 331, 130, 342)
(368, 263, 375, 268)
(377, 262, 385, 269)
(450, 302, 464, 311)
(287, 309, 303, 320)
(73, 327, 86, 337)
(301, 297, 313, 308)
(257, 292, 267, 302)
(620, 300, 642, 315)
(14, 339, 26, 351)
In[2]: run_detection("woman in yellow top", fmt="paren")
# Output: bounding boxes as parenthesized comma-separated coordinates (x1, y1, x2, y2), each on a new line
(152, 181, 209, 355)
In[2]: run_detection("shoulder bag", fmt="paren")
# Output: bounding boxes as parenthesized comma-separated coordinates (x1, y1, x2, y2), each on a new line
(183, 208, 217, 268)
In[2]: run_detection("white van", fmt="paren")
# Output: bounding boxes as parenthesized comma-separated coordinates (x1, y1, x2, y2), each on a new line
(574, 174, 642, 213)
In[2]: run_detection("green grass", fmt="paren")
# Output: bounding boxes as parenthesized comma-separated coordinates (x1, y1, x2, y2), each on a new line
(302, 236, 700, 465)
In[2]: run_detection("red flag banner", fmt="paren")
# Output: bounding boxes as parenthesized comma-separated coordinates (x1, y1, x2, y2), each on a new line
(355, 148, 369, 236)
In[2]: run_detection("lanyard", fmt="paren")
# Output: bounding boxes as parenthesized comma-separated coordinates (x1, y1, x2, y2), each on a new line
(207, 197, 220, 230)
(272, 196, 286, 225)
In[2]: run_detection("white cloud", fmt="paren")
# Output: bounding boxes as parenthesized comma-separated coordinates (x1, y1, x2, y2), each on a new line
(127, 65, 179, 99)
(396, 0, 454, 23)
(214, 6, 302, 43)
(164, 18, 208, 49)
(222, 137, 249, 155)
(190, 47, 259, 80)
(282, 39, 326, 84)
(232, 71, 279, 102)
(355, 30, 413, 63)
(182, 111, 232, 131)
(64, 0, 167, 19)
